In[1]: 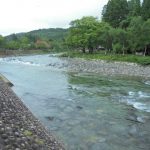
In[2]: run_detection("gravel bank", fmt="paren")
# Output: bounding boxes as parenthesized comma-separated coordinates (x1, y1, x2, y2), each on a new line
(0, 80, 65, 150)
(63, 58, 150, 78)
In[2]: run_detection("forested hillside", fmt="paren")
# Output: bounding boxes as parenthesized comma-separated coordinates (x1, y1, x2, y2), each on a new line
(0, 28, 68, 51)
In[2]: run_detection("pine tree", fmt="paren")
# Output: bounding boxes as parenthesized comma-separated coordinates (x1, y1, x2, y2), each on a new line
(128, 0, 141, 16)
(102, 0, 129, 28)
(142, 0, 150, 20)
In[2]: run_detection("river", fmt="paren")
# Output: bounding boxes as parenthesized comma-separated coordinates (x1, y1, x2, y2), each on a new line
(0, 54, 150, 150)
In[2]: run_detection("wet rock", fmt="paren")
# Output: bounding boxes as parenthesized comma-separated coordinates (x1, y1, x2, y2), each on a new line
(45, 116, 55, 121)
(14, 132, 20, 137)
(128, 125, 138, 136)
(2, 134, 8, 139)
(126, 115, 144, 123)
(98, 137, 106, 143)
(76, 106, 83, 110)
(137, 116, 145, 123)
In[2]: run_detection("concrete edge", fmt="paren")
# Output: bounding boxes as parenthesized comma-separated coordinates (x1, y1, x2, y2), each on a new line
(0, 74, 14, 87)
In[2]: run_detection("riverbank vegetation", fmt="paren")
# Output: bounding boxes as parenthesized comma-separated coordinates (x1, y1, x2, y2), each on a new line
(61, 51, 150, 65)
(65, 0, 150, 57)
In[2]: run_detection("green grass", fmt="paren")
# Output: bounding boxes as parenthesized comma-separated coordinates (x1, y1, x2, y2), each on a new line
(60, 51, 150, 66)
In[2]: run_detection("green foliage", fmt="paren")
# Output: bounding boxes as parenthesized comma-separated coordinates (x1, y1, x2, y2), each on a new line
(61, 51, 150, 65)
(142, 0, 150, 20)
(26, 28, 68, 41)
(127, 16, 148, 54)
(113, 28, 128, 54)
(5, 41, 20, 50)
(0, 35, 5, 49)
(97, 22, 114, 51)
(66, 16, 100, 53)
(3, 28, 67, 51)
(128, 0, 141, 17)
(102, 0, 129, 27)
(113, 43, 123, 54)
(51, 40, 68, 52)
(141, 19, 150, 55)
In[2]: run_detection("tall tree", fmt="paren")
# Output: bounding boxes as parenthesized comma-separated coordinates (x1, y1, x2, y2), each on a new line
(97, 22, 114, 52)
(66, 16, 99, 53)
(142, 0, 150, 20)
(128, 0, 141, 16)
(141, 19, 150, 56)
(113, 28, 128, 55)
(127, 16, 144, 54)
(102, 0, 129, 28)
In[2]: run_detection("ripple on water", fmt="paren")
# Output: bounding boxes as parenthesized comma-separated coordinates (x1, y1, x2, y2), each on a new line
(133, 102, 150, 112)
(144, 80, 150, 85)
(120, 91, 150, 112)
(128, 91, 150, 98)
(0, 57, 41, 67)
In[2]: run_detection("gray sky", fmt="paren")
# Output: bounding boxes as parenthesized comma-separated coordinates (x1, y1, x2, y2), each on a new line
(0, 0, 108, 36)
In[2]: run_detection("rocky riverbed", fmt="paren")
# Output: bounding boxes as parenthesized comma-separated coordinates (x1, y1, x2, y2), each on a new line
(0, 80, 64, 150)
(63, 58, 150, 78)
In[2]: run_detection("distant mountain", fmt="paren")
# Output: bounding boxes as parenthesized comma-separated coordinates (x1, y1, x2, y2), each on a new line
(5, 28, 68, 41)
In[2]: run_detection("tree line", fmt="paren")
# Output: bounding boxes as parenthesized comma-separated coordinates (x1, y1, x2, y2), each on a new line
(0, 0, 150, 56)
(0, 28, 68, 52)
(66, 0, 150, 56)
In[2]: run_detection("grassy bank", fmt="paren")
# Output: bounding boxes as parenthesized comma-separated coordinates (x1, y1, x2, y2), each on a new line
(61, 51, 150, 66)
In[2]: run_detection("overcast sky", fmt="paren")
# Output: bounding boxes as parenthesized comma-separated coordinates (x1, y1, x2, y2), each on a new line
(0, 0, 108, 36)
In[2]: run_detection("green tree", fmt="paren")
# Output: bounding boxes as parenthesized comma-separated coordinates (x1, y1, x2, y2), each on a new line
(127, 16, 144, 54)
(141, 19, 150, 56)
(5, 41, 20, 50)
(142, 0, 150, 20)
(113, 28, 128, 55)
(0, 35, 5, 48)
(128, 0, 141, 16)
(66, 16, 99, 53)
(19, 36, 30, 50)
(102, 0, 129, 28)
(97, 22, 114, 53)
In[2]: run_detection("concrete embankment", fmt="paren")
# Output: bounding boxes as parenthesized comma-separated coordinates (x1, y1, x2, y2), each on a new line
(0, 73, 14, 87)
(0, 76, 64, 150)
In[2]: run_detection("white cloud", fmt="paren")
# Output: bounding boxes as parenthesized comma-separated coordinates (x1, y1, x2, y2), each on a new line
(0, 0, 108, 36)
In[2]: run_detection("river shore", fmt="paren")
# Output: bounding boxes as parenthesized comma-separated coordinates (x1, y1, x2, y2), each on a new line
(0, 79, 64, 150)
(61, 58, 150, 78)
(1, 52, 150, 78)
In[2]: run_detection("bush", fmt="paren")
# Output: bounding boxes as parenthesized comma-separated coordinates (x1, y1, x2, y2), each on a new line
(113, 43, 122, 54)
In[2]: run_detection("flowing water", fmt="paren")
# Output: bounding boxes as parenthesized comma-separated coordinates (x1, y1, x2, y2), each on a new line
(0, 54, 150, 150)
